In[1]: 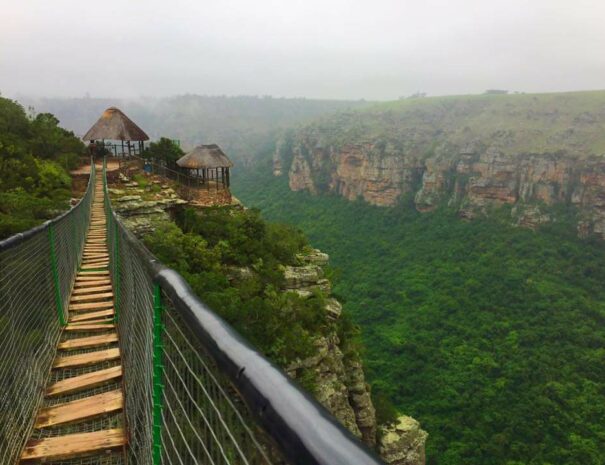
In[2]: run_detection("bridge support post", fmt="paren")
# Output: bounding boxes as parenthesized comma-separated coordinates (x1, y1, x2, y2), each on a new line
(48, 223, 66, 326)
(152, 284, 165, 465)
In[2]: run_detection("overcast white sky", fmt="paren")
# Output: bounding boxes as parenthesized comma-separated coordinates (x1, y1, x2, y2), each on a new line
(1, 0, 604, 100)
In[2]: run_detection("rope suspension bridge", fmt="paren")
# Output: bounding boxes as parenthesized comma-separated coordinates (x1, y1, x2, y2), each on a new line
(0, 160, 384, 465)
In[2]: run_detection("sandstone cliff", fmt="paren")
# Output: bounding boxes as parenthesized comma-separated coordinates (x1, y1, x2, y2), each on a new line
(282, 249, 427, 464)
(272, 92, 605, 238)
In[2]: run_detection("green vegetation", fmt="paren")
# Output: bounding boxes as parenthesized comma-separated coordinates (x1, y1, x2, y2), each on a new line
(20, 95, 371, 165)
(143, 137, 184, 170)
(234, 162, 605, 465)
(143, 207, 356, 388)
(0, 97, 85, 239)
(294, 90, 605, 157)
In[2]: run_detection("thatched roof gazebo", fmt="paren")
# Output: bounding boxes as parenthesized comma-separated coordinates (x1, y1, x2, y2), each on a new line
(82, 107, 149, 157)
(177, 144, 233, 188)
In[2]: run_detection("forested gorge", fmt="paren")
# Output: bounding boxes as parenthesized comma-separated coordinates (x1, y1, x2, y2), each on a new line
(234, 161, 605, 465)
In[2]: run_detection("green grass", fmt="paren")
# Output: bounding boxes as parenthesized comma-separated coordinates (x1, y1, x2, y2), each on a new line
(300, 89, 605, 156)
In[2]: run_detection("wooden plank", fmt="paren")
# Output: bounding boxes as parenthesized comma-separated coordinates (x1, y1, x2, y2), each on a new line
(80, 264, 109, 271)
(68, 300, 114, 312)
(81, 264, 110, 270)
(72, 285, 112, 294)
(34, 390, 123, 428)
(68, 318, 114, 326)
(82, 259, 110, 265)
(83, 253, 109, 258)
(64, 323, 115, 331)
(75, 277, 110, 284)
(77, 270, 109, 277)
(83, 255, 109, 261)
(81, 261, 110, 268)
(46, 366, 122, 397)
(80, 265, 108, 271)
(53, 348, 120, 368)
(20, 428, 126, 461)
(74, 279, 111, 287)
(57, 333, 118, 350)
(69, 309, 114, 322)
(70, 291, 113, 302)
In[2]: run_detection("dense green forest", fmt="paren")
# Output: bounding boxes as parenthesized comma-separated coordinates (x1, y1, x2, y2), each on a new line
(0, 97, 85, 239)
(234, 160, 605, 465)
(142, 207, 358, 391)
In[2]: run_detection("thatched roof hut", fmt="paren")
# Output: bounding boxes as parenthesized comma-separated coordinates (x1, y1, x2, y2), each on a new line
(177, 144, 234, 169)
(82, 107, 149, 142)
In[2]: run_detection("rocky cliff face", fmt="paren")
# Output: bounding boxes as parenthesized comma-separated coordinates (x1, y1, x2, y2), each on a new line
(271, 91, 605, 238)
(282, 249, 427, 464)
(277, 138, 605, 238)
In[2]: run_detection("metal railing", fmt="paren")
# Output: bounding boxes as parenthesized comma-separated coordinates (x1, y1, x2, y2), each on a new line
(0, 163, 95, 464)
(119, 154, 230, 194)
(103, 160, 383, 465)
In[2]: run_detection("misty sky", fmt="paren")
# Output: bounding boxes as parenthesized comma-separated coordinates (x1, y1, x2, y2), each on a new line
(1, 0, 604, 100)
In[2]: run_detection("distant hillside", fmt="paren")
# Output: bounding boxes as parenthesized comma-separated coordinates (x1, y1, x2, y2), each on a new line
(17, 95, 371, 165)
(289, 90, 605, 154)
(272, 90, 605, 239)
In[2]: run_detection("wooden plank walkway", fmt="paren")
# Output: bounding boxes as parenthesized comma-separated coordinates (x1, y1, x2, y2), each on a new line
(20, 171, 126, 462)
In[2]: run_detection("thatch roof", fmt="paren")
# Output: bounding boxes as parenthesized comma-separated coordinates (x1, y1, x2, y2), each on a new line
(82, 107, 149, 141)
(177, 144, 234, 169)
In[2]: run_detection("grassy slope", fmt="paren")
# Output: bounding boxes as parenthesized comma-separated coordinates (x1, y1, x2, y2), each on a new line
(233, 162, 605, 465)
(301, 90, 605, 156)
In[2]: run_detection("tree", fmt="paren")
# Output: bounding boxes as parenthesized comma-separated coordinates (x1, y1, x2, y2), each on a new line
(143, 137, 183, 169)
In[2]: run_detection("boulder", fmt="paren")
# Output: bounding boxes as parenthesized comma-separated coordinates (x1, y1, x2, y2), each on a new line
(379, 416, 428, 465)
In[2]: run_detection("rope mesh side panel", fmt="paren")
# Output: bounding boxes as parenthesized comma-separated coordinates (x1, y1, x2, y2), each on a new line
(114, 222, 154, 465)
(54, 188, 92, 321)
(0, 167, 94, 463)
(160, 295, 274, 465)
(108, 225, 276, 464)
(0, 232, 58, 463)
